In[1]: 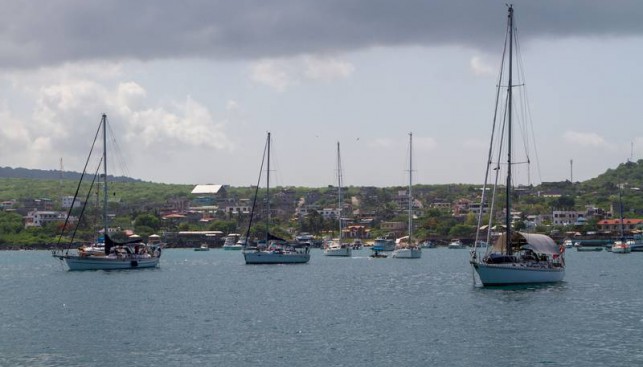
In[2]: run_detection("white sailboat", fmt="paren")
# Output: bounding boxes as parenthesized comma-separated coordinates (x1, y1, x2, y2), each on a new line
(392, 133, 421, 259)
(324, 142, 352, 257)
(611, 187, 631, 253)
(470, 6, 564, 286)
(52, 114, 161, 270)
(243, 132, 311, 264)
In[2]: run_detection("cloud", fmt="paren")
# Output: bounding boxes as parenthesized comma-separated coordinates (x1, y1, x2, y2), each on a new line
(470, 56, 494, 76)
(250, 59, 297, 91)
(303, 55, 354, 80)
(4, 1, 643, 69)
(0, 63, 232, 172)
(369, 138, 394, 148)
(250, 55, 354, 90)
(127, 96, 232, 151)
(563, 131, 609, 147)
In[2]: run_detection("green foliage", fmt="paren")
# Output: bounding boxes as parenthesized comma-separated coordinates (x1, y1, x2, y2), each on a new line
(448, 224, 475, 238)
(134, 213, 160, 231)
(0, 211, 23, 235)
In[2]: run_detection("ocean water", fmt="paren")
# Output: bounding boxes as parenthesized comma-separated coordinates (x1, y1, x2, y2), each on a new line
(1, 248, 641, 367)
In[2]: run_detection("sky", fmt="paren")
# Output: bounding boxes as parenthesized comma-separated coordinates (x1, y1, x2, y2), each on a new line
(1, 0, 642, 188)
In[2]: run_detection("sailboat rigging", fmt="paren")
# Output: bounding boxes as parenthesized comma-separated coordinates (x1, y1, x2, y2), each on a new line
(611, 185, 631, 253)
(392, 133, 421, 259)
(243, 132, 311, 264)
(324, 142, 352, 257)
(52, 114, 161, 270)
(470, 5, 565, 286)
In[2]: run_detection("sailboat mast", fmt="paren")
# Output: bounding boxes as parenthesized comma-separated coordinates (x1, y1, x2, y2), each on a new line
(266, 132, 271, 244)
(618, 187, 625, 241)
(337, 142, 343, 242)
(505, 5, 514, 255)
(408, 133, 413, 244)
(102, 114, 109, 239)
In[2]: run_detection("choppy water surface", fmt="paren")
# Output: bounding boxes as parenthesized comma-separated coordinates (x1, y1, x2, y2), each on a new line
(1, 249, 641, 366)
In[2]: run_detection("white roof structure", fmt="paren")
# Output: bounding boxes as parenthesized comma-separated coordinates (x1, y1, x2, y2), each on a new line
(191, 184, 223, 194)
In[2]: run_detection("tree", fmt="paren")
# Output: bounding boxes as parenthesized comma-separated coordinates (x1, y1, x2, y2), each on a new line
(553, 196, 576, 209)
(448, 224, 475, 238)
(134, 213, 160, 231)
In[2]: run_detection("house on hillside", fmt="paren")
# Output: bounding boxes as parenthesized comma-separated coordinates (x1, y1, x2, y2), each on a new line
(24, 210, 71, 228)
(191, 184, 227, 206)
(597, 219, 643, 233)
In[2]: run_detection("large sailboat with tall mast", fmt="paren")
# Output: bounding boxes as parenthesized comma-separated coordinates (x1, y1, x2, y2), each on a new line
(470, 5, 564, 286)
(243, 132, 311, 264)
(392, 133, 421, 259)
(52, 114, 162, 270)
(324, 142, 352, 257)
(611, 186, 632, 253)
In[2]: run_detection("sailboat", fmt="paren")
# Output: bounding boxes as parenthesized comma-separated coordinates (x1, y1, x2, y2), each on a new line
(611, 186, 631, 253)
(243, 132, 311, 264)
(52, 114, 162, 270)
(392, 133, 421, 259)
(324, 142, 352, 257)
(470, 6, 564, 286)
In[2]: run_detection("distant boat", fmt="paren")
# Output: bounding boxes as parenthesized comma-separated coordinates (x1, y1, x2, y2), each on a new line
(629, 234, 643, 252)
(243, 132, 310, 265)
(223, 234, 243, 250)
(576, 245, 604, 252)
(470, 6, 564, 286)
(194, 243, 210, 251)
(562, 239, 575, 248)
(448, 240, 466, 249)
(350, 239, 364, 250)
(324, 142, 351, 257)
(52, 114, 161, 271)
(371, 233, 396, 253)
(420, 241, 435, 249)
(392, 133, 421, 259)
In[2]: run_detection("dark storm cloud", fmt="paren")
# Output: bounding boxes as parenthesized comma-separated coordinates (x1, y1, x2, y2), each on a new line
(2, 0, 642, 68)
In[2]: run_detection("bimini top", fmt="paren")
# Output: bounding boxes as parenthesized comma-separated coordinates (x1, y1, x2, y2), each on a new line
(491, 232, 560, 255)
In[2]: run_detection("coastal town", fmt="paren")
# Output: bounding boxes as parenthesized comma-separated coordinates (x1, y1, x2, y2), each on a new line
(2, 160, 642, 249)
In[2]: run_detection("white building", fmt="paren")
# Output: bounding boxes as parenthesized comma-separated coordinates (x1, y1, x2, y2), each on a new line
(552, 210, 580, 226)
(321, 207, 341, 219)
(61, 196, 83, 209)
(24, 210, 70, 228)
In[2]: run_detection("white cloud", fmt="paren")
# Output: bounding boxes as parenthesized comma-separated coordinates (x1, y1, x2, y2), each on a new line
(303, 55, 354, 80)
(127, 96, 232, 151)
(250, 59, 297, 91)
(250, 55, 354, 91)
(470, 56, 494, 76)
(563, 131, 610, 147)
(1, 62, 233, 174)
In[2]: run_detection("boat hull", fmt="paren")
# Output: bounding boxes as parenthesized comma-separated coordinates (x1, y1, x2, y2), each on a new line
(576, 246, 603, 252)
(55, 255, 160, 271)
(223, 245, 243, 251)
(391, 248, 422, 259)
(323, 247, 352, 257)
(472, 262, 564, 286)
(611, 244, 631, 253)
(243, 251, 310, 264)
(372, 240, 395, 252)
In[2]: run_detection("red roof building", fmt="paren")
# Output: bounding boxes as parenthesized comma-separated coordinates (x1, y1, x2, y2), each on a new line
(597, 219, 643, 232)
